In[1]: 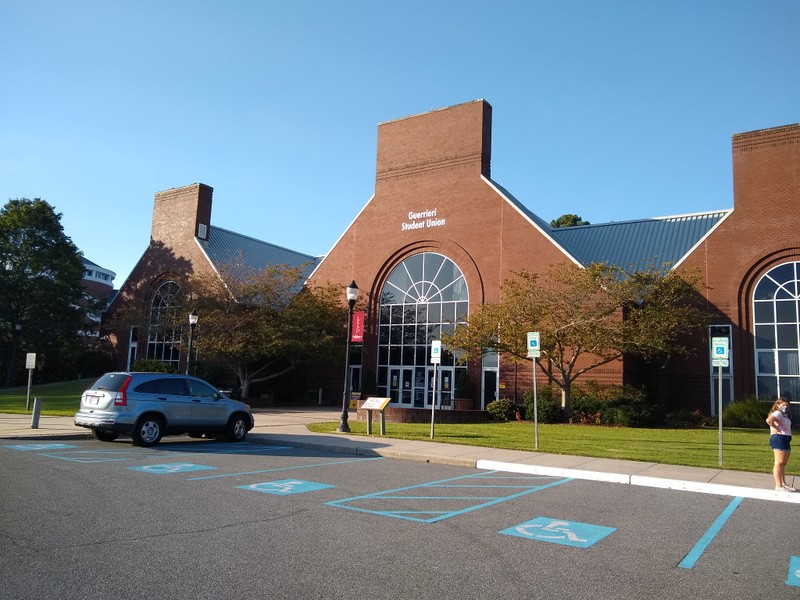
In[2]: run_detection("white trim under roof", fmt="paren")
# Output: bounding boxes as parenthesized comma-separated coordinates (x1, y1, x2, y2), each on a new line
(481, 175, 583, 267)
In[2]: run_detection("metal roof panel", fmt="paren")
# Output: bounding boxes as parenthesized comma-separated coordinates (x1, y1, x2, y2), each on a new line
(550, 211, 730, 271)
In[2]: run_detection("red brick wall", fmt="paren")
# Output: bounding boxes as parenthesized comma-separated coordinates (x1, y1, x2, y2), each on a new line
(310, 100, 624, 406)
(104, 183, 217, 369)
(677, 124, 800, 406)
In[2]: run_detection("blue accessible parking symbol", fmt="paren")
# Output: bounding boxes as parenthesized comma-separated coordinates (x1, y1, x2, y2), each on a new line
(238, 479, 334, 495)
(129, 463, 217, 474)
(500, 517, 616, 548)
(787, 556, 800, 587)
(3, 443, 78, 451)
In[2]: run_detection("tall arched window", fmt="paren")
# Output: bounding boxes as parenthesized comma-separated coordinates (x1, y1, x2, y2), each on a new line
(754, 262, 800, 402)
(377, 253, 468, 408)
(146, 280, 183, 370)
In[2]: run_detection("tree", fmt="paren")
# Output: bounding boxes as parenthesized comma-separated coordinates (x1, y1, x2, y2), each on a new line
(0, 198, 86, 385)
(185, 262, 345, 399)
(443, 262, 709, 416)
(550, 214, 590, 228)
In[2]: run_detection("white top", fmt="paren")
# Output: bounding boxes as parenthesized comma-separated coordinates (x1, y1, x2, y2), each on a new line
(768, 410, 792, 436)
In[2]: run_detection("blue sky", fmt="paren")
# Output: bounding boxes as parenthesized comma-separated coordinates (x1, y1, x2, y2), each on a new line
(2, 1, 798, 285)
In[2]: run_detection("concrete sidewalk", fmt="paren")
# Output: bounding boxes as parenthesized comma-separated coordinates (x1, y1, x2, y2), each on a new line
(2, 407, 797, 504)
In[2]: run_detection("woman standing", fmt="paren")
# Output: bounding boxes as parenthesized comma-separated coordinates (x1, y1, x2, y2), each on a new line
(766, 392, 795, 492)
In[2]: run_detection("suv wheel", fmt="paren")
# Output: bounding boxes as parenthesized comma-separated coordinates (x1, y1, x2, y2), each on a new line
(132, 416, 164, 446)
(226, 414, 248, 442)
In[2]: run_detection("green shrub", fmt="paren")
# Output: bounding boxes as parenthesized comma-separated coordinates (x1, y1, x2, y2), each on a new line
(486, 399, 516, 421)
(130, 359, 176, 373)
(523, 386, 565, 423)
(663, 409, 713, 428)
(723, 396, 771, 429)
(568, 381, 656, 427)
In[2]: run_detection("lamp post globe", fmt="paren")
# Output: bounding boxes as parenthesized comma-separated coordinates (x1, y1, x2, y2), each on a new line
(337, 281, 359, 433)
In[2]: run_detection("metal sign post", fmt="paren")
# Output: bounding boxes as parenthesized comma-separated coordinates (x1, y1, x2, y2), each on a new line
(25, 353, 36, 412)
(711, 337, 729, 466)
(526, 333, 541, 450)
(430, 340, 441, 439)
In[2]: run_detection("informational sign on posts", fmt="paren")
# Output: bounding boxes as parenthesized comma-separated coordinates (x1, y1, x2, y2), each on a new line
(361, 397, 392, 435)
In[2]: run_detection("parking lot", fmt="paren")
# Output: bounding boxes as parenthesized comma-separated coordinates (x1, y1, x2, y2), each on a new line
(2, 436, 799, 599)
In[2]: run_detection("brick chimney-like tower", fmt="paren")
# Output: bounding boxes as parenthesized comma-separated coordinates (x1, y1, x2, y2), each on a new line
(151, 183, 213, 248)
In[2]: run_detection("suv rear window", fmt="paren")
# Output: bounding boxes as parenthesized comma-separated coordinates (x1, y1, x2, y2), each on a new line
(134, 378, 188, 395)
(90, 373, 132, 392)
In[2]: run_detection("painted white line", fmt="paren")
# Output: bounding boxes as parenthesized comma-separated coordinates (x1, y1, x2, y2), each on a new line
(476, 460, 800, 504)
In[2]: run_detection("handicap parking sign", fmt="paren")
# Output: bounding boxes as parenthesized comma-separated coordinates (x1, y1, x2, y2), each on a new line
(500, 516, 616, 548)
(238, 479, 335, 495)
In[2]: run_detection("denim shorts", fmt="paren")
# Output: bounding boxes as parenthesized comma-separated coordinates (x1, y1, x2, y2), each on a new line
(770, 434, 792, 451)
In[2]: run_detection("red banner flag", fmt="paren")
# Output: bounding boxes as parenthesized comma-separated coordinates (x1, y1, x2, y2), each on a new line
(351, 311, 365, 342)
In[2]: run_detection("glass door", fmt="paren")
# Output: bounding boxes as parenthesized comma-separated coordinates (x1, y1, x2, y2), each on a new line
(389, 367, 413, 405)
(425, 367, 454, 408)
(439, 367, 453, 408)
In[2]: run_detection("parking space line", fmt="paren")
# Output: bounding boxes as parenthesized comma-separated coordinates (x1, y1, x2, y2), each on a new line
(327, 471, 572, 523)
(186, 456, 384, 480)
(678, 496, 744, 570)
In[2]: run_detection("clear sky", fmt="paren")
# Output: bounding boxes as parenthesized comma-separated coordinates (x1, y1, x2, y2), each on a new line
(3, 1, 798, 285)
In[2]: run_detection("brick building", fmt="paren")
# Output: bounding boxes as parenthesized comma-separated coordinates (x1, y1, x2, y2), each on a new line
(105, 100, 800, 414)
(104, 183, 317, 376)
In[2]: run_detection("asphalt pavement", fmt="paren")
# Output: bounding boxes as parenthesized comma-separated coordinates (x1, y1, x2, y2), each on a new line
(2, 407, 798, 504)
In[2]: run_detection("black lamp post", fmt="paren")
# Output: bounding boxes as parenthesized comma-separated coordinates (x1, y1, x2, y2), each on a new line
(337, 281, 359, 433)
(6, 323, 22, 387)
(186, 310, 198, 375)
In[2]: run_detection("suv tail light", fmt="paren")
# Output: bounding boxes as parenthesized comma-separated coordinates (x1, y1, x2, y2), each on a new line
(113, 375, 133, 406)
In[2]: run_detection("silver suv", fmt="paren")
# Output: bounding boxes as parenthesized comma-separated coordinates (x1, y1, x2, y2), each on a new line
(74, 372, 254, 446)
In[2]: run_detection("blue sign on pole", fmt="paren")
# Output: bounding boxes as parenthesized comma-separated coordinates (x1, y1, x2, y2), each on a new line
(526, 332, 541, 358)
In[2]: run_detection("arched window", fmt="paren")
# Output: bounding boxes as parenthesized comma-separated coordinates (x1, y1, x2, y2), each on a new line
(146, 281, 183, 370)
(377, 253, 468, 408)
(754, 262, 800, 402)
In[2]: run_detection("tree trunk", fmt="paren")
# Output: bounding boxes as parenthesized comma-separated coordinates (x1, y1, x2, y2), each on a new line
(561, 381, 572, 419)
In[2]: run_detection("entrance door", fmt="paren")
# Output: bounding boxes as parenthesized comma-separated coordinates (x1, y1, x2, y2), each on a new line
(439, 367, 453, 408)
(389, 368, 413, 405)
(425, 366, 453, 408)
(482, 369, 498, 409)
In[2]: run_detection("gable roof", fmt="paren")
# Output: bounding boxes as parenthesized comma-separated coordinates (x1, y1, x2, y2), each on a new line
(198, 226, 320, 279)
(485, 177, 729, 271)
(550, 211, 730, 271)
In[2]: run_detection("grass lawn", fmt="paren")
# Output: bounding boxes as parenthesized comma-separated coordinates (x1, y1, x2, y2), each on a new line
(307, 420, 775, 474)
(0, 379, 94, 416)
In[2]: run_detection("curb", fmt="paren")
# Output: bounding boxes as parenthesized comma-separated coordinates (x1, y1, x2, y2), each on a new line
(476, 460, 800, 504)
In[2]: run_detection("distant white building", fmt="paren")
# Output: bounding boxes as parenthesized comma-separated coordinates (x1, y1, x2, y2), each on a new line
(81, 257, 116, 337)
